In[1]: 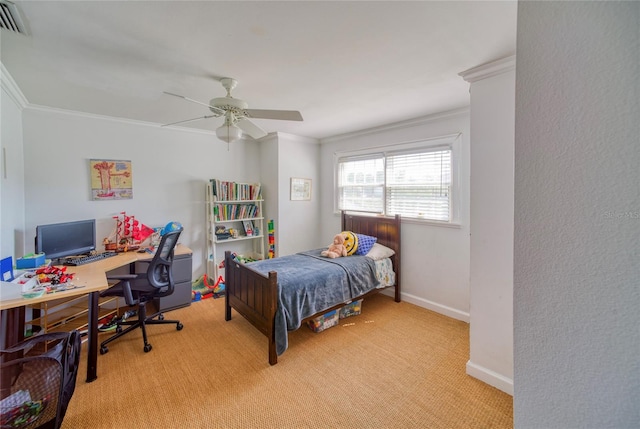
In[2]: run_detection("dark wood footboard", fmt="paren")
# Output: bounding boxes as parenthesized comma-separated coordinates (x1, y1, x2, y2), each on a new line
(225, 211, 401, 365)
(224, 251, 279, 364)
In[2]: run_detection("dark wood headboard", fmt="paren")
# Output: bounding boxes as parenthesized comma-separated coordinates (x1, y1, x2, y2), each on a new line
(341, 212, 401, 253)
(341, 211, 401, 301)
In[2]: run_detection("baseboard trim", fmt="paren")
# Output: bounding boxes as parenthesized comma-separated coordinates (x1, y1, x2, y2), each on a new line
(466, 360, 513, 395)
(381, 289, 470, 323)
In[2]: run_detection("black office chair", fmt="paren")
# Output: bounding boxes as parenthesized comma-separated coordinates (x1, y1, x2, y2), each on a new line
(99, 228, 184, 354)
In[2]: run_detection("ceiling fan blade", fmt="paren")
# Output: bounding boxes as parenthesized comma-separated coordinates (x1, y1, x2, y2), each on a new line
(245, 109, 303, 121)
(163, 91, 226, 115)
(161, 115, 218, 127)
(237, 118, 268, 139)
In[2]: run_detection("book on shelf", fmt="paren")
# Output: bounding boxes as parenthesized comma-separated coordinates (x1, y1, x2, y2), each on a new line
(213, 203, 260, 222)
(210, 179, 262, 201)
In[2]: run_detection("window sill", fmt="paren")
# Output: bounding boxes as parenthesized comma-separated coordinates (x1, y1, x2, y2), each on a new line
(403, 218, 462, 229)
(334, 211, 462, 229)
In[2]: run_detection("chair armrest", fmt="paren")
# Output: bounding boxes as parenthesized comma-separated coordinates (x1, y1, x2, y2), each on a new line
(105, 275, 138, 305)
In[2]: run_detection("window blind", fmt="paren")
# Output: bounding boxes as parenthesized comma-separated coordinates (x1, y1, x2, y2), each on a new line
(337, 145, 452, 221)
(386, 148, 451, 220)
(337, 154, 384, 213)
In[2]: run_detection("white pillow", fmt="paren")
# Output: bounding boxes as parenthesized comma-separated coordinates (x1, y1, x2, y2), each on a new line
(365, 243, 395, 261)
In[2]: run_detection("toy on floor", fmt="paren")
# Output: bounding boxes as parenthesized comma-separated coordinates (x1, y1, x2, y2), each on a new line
(191, 274, 225, 300)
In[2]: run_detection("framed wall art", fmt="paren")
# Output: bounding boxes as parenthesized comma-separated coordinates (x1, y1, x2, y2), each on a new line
(290, 177, 311, 201)
(90, 159, 133, 200)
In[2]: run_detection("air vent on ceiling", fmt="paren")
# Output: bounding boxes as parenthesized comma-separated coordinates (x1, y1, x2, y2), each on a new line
(0, 0, 27, 34)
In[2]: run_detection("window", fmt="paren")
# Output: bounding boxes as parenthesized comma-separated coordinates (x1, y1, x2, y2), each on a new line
(337, 154, 385, 213)
(336, 135, 459, 223)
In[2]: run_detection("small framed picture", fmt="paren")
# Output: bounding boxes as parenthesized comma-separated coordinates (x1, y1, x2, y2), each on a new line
(290, 177, 311, 201)
(242, 220, 254, 236)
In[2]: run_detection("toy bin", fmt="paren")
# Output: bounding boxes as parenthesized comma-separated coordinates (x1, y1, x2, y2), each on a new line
(339, 299, 363, 319)
(11, 273, 39, 292)
(307, 309, 339, 333)
(15, 253, 46, 269)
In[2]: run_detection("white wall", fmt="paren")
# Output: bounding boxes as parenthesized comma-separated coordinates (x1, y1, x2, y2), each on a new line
(20, 106, 261, 278)
(460, 56, 515, 394)
(274, 133, 320, 256)
(0, 64, 26, 260)
(319, 109, 471, 320)
(259, 132, 320, 258)
(514, 2, 639, 428)
(258, 134, 279, 257)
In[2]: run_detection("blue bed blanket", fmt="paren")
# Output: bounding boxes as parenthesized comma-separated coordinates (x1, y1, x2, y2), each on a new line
(246, 249, 380, 355)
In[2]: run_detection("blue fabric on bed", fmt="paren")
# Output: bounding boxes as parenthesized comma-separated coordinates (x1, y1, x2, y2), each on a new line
(246, 249, 380, 355)
(354, 233, 377, 255)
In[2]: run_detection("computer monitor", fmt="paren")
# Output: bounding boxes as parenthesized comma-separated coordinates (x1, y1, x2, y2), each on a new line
(35, 219, 96, 260)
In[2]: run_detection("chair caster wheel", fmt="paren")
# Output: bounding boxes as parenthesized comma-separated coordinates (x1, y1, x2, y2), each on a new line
(100, 346, 108, 355)
(158, 314, 165, 321)
(144, 344, 152, 353)
(177, 323, 184, 331)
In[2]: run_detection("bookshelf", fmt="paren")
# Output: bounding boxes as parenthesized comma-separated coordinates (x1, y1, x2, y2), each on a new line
(206, 179, 265, 279)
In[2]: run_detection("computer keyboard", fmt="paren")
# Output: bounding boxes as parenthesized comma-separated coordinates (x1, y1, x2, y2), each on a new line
(63, 252, 118, 266)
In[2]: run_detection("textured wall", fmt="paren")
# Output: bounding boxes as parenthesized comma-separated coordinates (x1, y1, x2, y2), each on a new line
(514, 2, 639, 428)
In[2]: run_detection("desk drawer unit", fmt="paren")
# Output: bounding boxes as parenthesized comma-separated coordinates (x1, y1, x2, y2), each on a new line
(134, 253, 192, 312)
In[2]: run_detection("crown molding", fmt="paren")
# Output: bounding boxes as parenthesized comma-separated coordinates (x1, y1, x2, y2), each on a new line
(0, 62, 28, 109)
(24, 103, 223, 137)
(271, 131, 319, 145)
(459, 55, 516, 83)
(322, 107, 469, 144)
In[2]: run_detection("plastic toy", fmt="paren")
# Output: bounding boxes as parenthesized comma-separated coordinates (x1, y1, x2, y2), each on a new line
(103, 212, 155, 252)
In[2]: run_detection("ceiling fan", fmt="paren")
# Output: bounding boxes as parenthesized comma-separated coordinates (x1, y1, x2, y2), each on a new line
(162, 77, 303, 144)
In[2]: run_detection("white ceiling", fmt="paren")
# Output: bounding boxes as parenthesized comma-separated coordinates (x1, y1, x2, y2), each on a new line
(1, 1, 517, 140)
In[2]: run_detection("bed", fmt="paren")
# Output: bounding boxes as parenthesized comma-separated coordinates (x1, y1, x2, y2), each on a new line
(224, 211, 401, 365)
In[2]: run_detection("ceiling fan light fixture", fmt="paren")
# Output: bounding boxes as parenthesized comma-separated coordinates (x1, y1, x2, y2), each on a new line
(162, 77, 302, 140)
(216, 122, 242, 144)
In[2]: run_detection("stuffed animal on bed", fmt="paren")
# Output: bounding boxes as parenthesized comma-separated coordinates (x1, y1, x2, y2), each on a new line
(320, 233, 348, 258)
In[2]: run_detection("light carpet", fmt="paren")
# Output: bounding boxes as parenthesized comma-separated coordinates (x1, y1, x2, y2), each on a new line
(62, 293, 512, 428)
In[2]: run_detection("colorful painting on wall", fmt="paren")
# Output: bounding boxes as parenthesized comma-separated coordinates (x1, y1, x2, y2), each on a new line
(90, 159, 133, 200)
